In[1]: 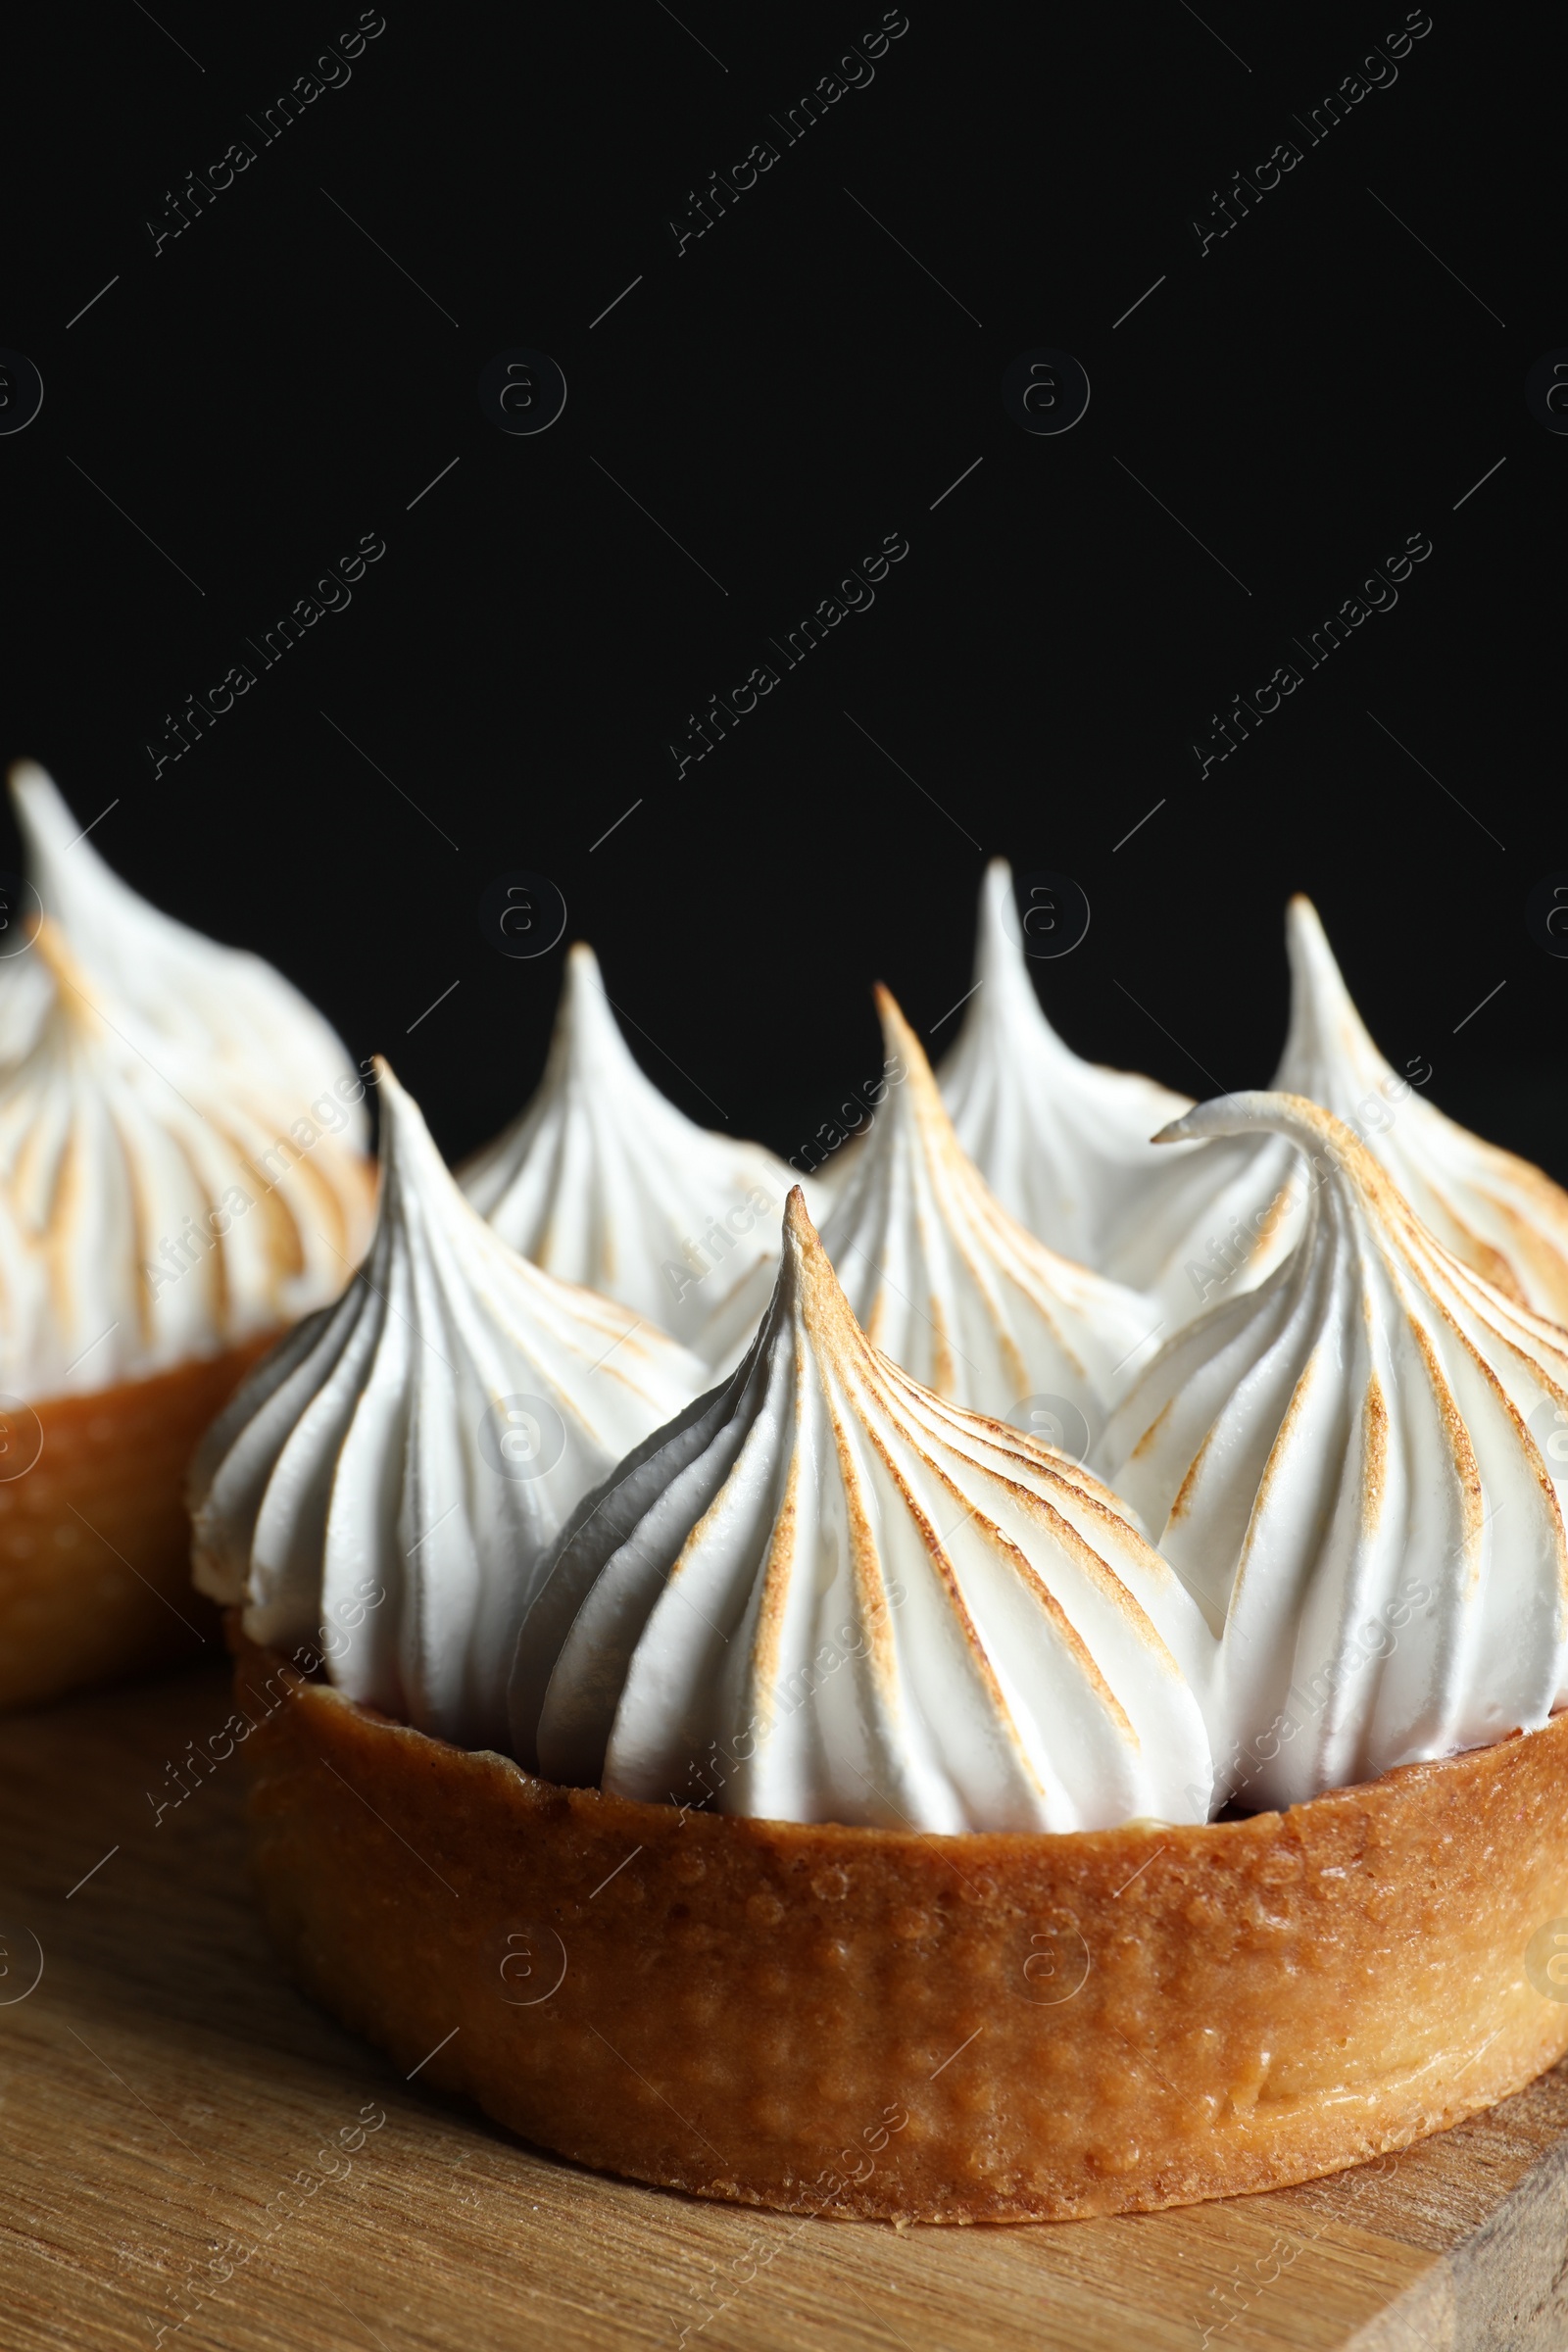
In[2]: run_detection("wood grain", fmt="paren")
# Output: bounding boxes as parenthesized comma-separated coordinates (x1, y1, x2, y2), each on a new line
(2, 1657, 1567, 2351)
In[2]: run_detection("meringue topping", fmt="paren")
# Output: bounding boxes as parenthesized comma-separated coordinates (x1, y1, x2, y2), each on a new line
(1100, 1092, 1568, 1810)
(939, 859, 1298, 1318)
(517, 1189, 1214, 1833)
(459, 942, 819, 1360)
(820, 984, 1160, 1423)
(190, 1062, 708, 1753)
(4, 763, 368, 1112)
(0, 765, 375, 1397)
(1275, 894, 1568, 1323)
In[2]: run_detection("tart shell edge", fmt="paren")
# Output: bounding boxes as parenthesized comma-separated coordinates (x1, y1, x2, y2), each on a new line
(229, 1621, 1568, 2224)
(0, 1338, 280, 1712)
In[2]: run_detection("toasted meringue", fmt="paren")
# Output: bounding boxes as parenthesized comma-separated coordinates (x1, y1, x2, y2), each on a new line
(819, 984, 1159, 1424)
(1100, 1092, 1568, 1811)
(1276, 894, 1568, 1323)
(938, 860, 1299, 1319)
(191, 1062, 708, 1752)
(516, 1189, 1213, 1833)
(4, 762, 364, 1111)
(0, 766, 375, 1396)
(460, 943, 818, 1359)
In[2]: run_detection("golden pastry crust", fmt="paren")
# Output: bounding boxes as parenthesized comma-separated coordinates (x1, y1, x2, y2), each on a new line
(232, 1623, 1568, 2222)
(0, 1342, 278, 1711)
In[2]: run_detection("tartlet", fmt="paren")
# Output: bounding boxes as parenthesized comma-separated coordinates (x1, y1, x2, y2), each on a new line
(0, 764, 374, 1707)
(195, 905, 1568, 2225)
(230, 1619, 1568, 2222)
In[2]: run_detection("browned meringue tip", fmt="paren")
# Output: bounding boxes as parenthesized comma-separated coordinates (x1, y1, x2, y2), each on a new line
(782, 1181, 815, 1241)
(1285, 892, 1333, 946)
(781, 1183, 862, 1340)
(870, 979, 939, 1089)
(6, 757, 50, 802)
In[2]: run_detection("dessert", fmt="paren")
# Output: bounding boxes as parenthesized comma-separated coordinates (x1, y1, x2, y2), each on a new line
(190, 1061, 707, 1751)
(0, 764, 375, 1709)
(939, 860, 1298, 1319)
(459, 940, 820, 1363)
(815, 984, 1158, 1426)
(517, 1189, 1211, 1829)
(222, 1190, 1568, 2223)
(1276, 894, 1568, 1321)
(1099, 1091, 1568, 1810)
(205, 891, 1568, 2229)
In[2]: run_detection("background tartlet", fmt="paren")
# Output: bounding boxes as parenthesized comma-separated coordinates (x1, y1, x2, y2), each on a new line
(0, 765, 375, 1708)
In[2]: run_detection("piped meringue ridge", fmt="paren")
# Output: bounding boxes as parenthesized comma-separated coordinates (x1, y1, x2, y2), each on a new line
(518, 1187, 1214, 1834)
(190, 1059, 708, 1753)
(1101, 1090, 1568, 1811)
(820, 981, 1161, 1420)
(459, 940, 818, 1360)
(939, 858, 1300, 1320)
(0, 764, 375, 1398)
(1275, 893, 1568, 1323)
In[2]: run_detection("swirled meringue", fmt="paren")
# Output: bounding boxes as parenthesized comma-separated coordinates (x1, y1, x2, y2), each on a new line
(819, 984, 1159, 1425)
(3, 763, 366, 1108)
(1100, 1092, 1568, 1811)
(515, 1188, 1214, 1833)
(0, 769, 375, 1398)
(460, 942, 819, 1360)
(938, 859, 1298, 1319)
(1276, 894, 1568, 1323)
(190, 1062, 709, 1752)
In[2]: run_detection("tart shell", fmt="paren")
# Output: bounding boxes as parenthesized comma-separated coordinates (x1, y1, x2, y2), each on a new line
(231, 1623, 1568, 2223)
(0, 1341, 278, 1711)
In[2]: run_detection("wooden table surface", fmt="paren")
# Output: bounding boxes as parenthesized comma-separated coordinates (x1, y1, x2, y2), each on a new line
(3, 1655, 1568, 2352)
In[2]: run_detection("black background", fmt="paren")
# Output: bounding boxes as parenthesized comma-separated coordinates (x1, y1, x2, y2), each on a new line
(2, 1, 1561, 1181)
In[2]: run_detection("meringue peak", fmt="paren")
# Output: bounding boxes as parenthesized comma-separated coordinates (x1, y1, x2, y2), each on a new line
(460, 938, 816, 1358)
(191, 1057, 709, 1753)
(1271, 894, 1568, 1321)
(939, 859, 1298, 1318)
(1102, 1087, 1568, 1809)
(820, 979, 1160, 1417)
(0, 764, 375, 1396)
(6, 763, 367, 1109)
(517, 1181, 1214, 1833)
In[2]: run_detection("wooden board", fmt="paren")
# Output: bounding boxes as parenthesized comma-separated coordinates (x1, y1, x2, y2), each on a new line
(4, 1656, 1568, 2352)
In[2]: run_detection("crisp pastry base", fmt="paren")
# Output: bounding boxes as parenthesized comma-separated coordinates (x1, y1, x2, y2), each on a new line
(0, 1342, 279, 1712)
(232, 1624, 1568, 2223)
